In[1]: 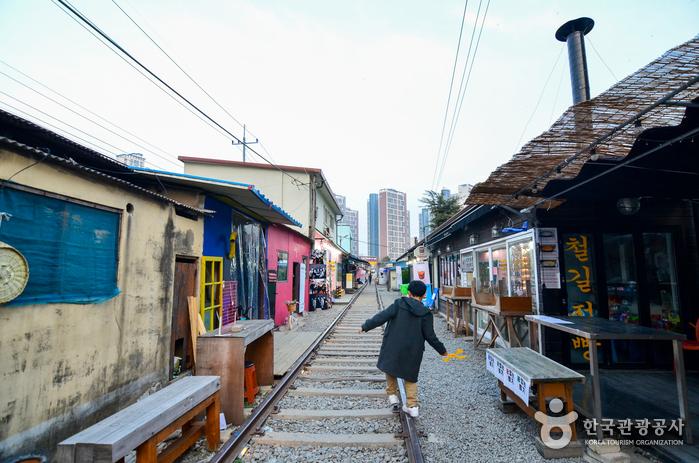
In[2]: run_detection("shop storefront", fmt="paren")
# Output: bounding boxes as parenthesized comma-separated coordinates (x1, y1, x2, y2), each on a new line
(266, 224, 312, 326)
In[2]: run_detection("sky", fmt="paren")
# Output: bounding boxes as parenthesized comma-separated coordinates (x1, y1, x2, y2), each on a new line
(1, 0, 697, 255)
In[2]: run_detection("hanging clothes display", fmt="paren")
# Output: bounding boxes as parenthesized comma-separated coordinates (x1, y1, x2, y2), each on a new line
(309, 248, 329, 310)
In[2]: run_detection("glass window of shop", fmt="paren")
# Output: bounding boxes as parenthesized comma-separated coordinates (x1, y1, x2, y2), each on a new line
(471, 234, 537, 301)
(467, 231, 538, 331)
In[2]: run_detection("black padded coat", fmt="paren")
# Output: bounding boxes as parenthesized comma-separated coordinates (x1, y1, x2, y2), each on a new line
(361, 297, 447, 383)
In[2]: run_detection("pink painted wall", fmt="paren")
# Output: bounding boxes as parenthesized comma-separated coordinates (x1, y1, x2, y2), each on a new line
(267, 224, 312, 326)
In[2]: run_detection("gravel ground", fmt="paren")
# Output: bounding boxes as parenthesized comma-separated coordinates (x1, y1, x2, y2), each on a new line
(265, 417, 401, 433)
(244, 444, 407, 462)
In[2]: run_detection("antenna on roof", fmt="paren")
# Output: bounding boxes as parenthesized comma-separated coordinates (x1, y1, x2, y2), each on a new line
(231, 124, 258, 162)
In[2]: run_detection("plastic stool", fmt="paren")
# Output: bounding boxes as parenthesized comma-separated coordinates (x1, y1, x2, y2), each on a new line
(244, 361, 259, 404)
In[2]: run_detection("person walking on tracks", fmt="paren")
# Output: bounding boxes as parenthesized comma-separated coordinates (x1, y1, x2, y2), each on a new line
(358, 280, 447, 418)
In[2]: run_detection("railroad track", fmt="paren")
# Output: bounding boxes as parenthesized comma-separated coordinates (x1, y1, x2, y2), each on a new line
(210, 283, 424, 463)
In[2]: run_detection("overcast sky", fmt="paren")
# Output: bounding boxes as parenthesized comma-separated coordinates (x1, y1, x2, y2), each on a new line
(1, 0, 697, 254)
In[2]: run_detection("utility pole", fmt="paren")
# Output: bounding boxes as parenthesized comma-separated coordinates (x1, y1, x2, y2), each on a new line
(231, 124, 258, 162)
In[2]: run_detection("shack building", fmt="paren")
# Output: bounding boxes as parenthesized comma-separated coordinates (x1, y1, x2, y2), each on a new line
(0, 110, 207, 459)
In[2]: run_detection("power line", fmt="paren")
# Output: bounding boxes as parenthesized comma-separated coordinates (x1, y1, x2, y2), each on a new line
(0, 58, 181, 165)
(587, 37, 619, 82)
(435, 0, 491, 189)
(431, 0, 470, 190)
(49, 0, 234, 143)
(53, 0, 308, 188)
(0, 67, 181, 169)
(513, 45, 565, 152)
(109, 0, 303, 185)
(110, 0, 247, 132)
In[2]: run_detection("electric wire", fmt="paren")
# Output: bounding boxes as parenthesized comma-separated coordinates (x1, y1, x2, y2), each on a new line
(435, 0, 491, 189)
(109, 0, 305, 187)
(49, 0, 234, 143)
(587, 37, 619, 82)
(0, 58, 181, 165)
(0, 97, 164, 170)
(53, 0, 308, 188)
(431, 0, 470, 190)
(0, 68, 181, 169)
(513, 45, 565, 152)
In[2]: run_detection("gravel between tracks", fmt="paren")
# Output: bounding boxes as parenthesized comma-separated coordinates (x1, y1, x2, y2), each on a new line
(244, 444, 407, 462)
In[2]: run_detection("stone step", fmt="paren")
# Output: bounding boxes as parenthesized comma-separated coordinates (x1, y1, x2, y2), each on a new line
(288, 387, 384, 397)
(298, 375, 385, 382)
(254, 431, 401, 448)
(308, 366, 378, 372)
(312, 358, 377, 364)
(273, 408, 394, 420)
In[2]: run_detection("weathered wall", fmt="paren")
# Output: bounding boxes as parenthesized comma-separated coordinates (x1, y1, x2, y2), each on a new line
(267, 224, 311, 325)
(0, 149, 203, 459)
(182, 162, 309, 236)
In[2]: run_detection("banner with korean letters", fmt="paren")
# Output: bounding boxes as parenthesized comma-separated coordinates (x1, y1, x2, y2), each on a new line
(486, 350, 531, 404)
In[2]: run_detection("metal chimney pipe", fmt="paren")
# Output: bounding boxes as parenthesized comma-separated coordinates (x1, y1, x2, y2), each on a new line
(556, 17, 595, 104)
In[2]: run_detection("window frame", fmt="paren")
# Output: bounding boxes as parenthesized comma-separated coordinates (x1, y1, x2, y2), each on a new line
(277, 250, 289, 282)
(200, 256, 223, 331)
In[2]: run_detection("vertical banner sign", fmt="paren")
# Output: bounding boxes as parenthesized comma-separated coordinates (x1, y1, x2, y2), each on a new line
(412, 262, 431, 285)
(562, 233, 600, 362)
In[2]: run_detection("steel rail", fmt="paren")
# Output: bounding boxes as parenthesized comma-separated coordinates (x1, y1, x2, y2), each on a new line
(209, 284, 367, 463)
(375, 285, 424, 463)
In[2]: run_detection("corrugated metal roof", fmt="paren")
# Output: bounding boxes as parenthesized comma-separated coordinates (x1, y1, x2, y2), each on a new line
(0, 137, 208, 216)
(467, 35, 699, 209)
(130, 167, 303, 227)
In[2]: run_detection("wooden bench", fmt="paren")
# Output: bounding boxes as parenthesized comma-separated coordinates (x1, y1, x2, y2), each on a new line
(57, 376, 221, 463)
(486, 348, 584, 456)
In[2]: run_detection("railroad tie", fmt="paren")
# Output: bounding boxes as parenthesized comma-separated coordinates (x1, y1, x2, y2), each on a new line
(253, 431, 402, 448)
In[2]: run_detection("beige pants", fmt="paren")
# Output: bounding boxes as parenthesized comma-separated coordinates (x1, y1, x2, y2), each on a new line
(386, 374, 418, 407)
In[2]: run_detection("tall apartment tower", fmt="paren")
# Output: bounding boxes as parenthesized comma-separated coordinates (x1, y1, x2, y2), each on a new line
(378, 189, 410, 260)
(367, 193, 379, 258)
(419, 208, 431, 240)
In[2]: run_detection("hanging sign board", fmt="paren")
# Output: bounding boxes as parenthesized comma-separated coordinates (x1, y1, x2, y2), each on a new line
(486, 350, 530, 404)
(536, 228, 561, 289)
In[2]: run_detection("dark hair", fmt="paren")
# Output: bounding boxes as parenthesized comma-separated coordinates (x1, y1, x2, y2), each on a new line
(408, 280, 427, 297)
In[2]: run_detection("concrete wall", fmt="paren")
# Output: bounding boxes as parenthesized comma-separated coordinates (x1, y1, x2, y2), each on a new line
(182, 162, 310, 236)
(0, 149, 203, 459)
(314, 186, 338, 241)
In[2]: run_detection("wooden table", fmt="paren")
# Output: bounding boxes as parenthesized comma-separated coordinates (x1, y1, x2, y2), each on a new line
(446, 296, 472, 336)
(526, 315, 692, 443)
(472, 303, 528, 349)
(196, 320, 274, 425)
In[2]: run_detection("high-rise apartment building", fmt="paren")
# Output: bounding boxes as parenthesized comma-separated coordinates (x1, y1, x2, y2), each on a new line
(419, 208, 431, 240)
(367, 193, 379, 258)
(458, 183, 473, 203)
(378, 189, 410, 260)
(336, 195, 359, 256)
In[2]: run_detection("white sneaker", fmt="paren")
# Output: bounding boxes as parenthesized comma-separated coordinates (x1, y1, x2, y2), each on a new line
(402, 405, 419, 418)
(388, 394, 399, 406)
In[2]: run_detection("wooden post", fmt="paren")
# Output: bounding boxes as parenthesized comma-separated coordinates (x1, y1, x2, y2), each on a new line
(136, 438, 157, 463)
(205, 394, 221, 450)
